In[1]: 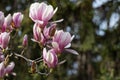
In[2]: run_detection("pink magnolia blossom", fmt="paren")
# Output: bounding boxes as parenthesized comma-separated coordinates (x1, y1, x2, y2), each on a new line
(29, 2, 58, 27)
(12, 12, 24, 28)
(43, 48, 58, 68)
(0, 62, 5, 77)
(0, 32, 10, 49)
(3, 14, 12, 32)
(5, 62, 15, 74)
(22, 34, 28, 47)
(43, 24, 56, 39)
(52, 30, 73, 53)
(52, 30, 79, 55)
(0, 11, 4, 29)
(0, 62, 15, 78)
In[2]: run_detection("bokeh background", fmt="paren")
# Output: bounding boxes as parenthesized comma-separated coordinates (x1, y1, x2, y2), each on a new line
(0, 0, 120, 80)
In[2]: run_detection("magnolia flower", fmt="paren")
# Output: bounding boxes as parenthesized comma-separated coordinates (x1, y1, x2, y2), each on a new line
(5, 62, 15, 74)
(0, 62, 5, 77)
(29, 2, 58, 27)
(43, 48, 58, 68)
(12, 12, 24, 28)
(0, 11, 4, 28)
(0, 62, 15, 78)
(43, 24, 56, 38)
(52, 30, 78, 55)
(22, 34, 28, 47)
(0, 32, 10, 49)
(3, 14, 12, 32)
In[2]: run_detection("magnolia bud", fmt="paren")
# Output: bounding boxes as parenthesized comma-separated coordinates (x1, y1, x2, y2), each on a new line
(0, 11, 4, 28)
(22, 34, 28, 47)
(43, 48, 58, 68)
(0, 62, 5, 77)
(3, 14, 12, 32)
(49, 24, 56, 37)
(12, 12, 24, 28)
(0, 32, 10, 49)
(5, 62, 15, 74)
(43, 24, 56, 39)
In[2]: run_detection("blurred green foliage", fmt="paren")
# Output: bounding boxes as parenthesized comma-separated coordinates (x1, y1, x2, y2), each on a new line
(1, 0, 120, 80)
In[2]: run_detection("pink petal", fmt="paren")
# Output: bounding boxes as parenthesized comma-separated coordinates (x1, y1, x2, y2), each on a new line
(5, 62, 15, 73)
(65, 49, 79, 55)
(43, 48, 47, 60)
(0, 62, 5, 77)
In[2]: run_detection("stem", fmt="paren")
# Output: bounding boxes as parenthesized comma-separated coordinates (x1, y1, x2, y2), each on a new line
(36, 59, 43, 63)
(12, 30, 18, 39)
(21, 48, 25, 55)
(14, 53, 32, 62)
(35, 55, 42, 61)
(37, 71, 50, 76)
(14, 53, 43, 63)
(13, 53, 50, 75)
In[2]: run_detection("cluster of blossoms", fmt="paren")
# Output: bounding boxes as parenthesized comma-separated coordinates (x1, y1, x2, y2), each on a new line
(0, 11, 24, 77)
(29, 2, 78, 68)
(0, 2, 78, 78)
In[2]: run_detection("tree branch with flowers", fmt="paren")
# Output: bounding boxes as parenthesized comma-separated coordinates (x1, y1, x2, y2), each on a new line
(0, 2, 79, 79)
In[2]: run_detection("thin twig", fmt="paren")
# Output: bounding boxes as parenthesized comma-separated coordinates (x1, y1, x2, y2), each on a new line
(13, 53, 50, 76)
(12, 30, 18, 39)
(14, 53, 43, 63)
(34, 56, 42, 61)
(36, 59, 43, 63)
(37, 71, 50, 76)
(14, 53, 32, 62)
(21, 49, 25, 55)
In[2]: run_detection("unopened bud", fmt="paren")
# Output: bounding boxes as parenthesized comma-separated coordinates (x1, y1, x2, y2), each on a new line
(5, 62, 15, 74)
(3, 14, 12, 32)
(0, 62, 5, 77)
(49, 24, 56, 37)
(30, 61, 36, 74)
(22, 34, 28, 47)
(43, 48, 58, 68)
(0, 32, 10, 49)
(0, 11, 4, 28)
(12, 12, 24, 28)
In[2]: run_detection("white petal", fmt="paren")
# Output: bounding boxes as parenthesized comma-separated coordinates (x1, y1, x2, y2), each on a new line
(43, 48, 47, 59)
(71, 35, 75, 41)
(52, 42, 59, 49)
(65, 49, 79, 55)
(53, 7, 58, 15)
(65, 43, 71, 48)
